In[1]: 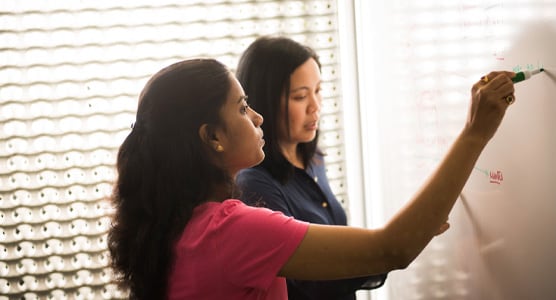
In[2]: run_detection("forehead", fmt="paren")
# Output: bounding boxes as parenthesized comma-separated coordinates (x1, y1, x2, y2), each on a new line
(290, 59, 321, 86)
(219, 75, 245, 115)
(227, 75, 245, 102)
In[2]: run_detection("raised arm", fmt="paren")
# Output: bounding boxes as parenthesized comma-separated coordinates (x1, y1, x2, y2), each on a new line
(280, 71, 515, 280)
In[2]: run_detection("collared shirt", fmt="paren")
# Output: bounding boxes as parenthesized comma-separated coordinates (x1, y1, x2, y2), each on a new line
(237, 154, 387, 300)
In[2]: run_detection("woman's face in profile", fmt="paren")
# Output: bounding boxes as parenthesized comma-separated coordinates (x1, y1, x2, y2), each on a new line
(212, 75, 265, 175)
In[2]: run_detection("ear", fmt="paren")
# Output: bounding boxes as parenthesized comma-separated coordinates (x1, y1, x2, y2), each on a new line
(199, 124, 224, 152)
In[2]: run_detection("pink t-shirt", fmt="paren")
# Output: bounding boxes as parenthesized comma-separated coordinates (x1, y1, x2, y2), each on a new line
(167, 199, 309, 300)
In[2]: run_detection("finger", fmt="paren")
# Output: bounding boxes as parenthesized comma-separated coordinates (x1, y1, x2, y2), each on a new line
(504, 94, 516, 105)
(477, 71, 515, 89)
(435, 222, 450, 236)
(483, 74, 512, 91)
(484, 71, 516, 82)
(495, 81, 516, 103)
(478, 74, 515, 106)
(490, 83, 515, 101)
(473, 71, 514, 93)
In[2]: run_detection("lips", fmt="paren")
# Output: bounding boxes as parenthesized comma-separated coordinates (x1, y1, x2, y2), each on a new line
(305, 121, 318, 130)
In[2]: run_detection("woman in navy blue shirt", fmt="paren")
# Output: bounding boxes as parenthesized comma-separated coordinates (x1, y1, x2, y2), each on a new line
(235, 36, 387, 300)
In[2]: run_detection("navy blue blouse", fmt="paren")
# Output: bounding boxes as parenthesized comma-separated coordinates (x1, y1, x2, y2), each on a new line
(236, 154, 387, 300)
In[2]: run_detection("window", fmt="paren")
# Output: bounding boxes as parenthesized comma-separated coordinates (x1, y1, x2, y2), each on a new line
(0, 1, 346, 298)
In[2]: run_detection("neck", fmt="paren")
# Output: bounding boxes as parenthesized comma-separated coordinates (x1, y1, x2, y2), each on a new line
(280, 142, 304, 169)
(206, 182, 232, 202)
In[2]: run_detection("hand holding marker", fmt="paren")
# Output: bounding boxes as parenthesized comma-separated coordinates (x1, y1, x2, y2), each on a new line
(497, 68, 544, 104)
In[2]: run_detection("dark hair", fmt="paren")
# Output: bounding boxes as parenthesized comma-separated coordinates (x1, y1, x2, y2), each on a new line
(236, 36, 321, 183)
(108, 58, 233, 300)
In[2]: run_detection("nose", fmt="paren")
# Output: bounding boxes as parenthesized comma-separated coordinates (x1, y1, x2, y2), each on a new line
(308, 93, 321, 114)
(251, 109, 264, 127)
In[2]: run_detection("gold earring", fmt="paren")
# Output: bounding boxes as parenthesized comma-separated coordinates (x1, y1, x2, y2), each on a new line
(216, 145, 224, 152)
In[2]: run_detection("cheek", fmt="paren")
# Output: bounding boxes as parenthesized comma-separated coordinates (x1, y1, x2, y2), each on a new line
(287, 105, 305, 127)
(236, 129, 264, 163)
(235, 123, 260, 147)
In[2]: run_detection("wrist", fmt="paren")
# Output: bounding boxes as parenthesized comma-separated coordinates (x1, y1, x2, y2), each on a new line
(458, 127, 490, 151)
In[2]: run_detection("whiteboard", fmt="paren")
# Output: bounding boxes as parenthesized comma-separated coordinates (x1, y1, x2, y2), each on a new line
(353, 2, 556, 299)
(458, 21, 556, 300)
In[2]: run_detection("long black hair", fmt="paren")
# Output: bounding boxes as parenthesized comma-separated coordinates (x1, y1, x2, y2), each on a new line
(236, 36, 321, 183)
(108, 59, 233, 299)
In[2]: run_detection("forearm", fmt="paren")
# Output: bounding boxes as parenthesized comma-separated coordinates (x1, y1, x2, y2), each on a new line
(383, 129, 487, 265)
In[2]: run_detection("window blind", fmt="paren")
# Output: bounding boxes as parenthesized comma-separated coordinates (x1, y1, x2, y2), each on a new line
(0, 1, 346, 298)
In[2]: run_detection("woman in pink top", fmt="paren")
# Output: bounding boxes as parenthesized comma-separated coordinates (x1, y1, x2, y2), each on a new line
(108, 58, 515, 299)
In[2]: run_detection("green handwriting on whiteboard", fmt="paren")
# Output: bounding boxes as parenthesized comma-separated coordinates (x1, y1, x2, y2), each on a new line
(512, 62, 544, 72)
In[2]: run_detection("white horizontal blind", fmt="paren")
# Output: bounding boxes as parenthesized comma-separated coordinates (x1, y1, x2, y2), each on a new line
(0, 1, 346, 298)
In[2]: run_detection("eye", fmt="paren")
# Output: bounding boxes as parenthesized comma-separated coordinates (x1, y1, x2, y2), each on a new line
(292, 94, 307, 101)
(240, 102, 250, 114)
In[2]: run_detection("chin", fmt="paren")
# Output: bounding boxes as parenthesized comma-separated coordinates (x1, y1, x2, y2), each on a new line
(256, 152, 265, 164)
(249, 152, 265, 168)
(302, 137, 316, 143)
(305, 132, 317, 142)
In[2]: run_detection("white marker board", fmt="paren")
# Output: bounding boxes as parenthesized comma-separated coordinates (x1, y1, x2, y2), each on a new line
(457, 21, 556, 300)
(354, 2, 556, 299)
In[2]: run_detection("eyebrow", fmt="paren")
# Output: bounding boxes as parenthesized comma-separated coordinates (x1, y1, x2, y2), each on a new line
(290, 82, 321, 93)
(237, 95, 248, 103)
(290, 86, 309, 93)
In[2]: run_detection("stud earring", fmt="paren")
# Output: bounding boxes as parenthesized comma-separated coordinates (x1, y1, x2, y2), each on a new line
(216, 145, 224, 152)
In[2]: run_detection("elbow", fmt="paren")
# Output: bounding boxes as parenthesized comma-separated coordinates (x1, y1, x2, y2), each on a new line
(386, 249, 419, 271)
(389, 257, 411, 271)
(371, 227, 431, 272)
(378, 227, 432, 271)
(395, 255, 414, 270)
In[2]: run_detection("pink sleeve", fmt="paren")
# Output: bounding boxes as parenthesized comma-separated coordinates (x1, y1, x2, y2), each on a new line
(216, 200, 309, 290)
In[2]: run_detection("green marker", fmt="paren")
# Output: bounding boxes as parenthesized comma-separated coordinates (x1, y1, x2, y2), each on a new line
(512, 68, 544, 83)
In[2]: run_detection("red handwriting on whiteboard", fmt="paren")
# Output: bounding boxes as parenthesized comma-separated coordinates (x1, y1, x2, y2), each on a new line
(489, 170, 503, 184)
